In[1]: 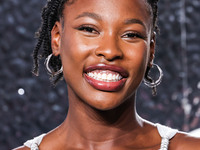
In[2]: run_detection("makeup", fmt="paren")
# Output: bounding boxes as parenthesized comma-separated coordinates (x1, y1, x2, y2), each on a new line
(84, 64, 128, 91)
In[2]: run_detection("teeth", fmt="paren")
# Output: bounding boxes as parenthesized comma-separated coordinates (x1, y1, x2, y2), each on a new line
(107, 74, 112, 81)
(87, 71, 123, 82)
(112, 74, 116, 80)
(102, 73, 107, 80)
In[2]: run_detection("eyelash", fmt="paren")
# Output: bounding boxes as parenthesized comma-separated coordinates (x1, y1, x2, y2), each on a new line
(77, 25, 99, 34)
(77, 25, 146, 40)
(122, 32, 146, 40)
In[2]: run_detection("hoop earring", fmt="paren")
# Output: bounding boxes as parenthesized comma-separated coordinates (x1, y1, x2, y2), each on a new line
(45, 54, 63, 76)
(144, 63, 163, 96)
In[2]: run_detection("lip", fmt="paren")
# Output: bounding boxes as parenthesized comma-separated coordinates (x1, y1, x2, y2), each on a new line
(84, 64, 128, 92)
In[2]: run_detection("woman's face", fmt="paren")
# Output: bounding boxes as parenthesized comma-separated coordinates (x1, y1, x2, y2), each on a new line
(52, 0, 155, 110)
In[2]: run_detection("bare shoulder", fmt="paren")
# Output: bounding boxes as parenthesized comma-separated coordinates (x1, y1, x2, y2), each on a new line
(170, 131, 200, 150)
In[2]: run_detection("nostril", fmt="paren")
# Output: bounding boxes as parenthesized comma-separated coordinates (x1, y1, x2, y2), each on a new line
(95, 47, 123, 61)
(96, 53, 104, 57)
(107, 55, 122, 61)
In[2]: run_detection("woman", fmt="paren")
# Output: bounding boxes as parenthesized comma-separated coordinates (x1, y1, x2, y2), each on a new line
(15, 0, 200, 149)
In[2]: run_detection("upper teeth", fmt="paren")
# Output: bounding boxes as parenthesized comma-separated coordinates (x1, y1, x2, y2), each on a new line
(87, 70, 122, 82)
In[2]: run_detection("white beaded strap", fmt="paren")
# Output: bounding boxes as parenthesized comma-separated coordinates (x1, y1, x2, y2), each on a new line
(24, 134, 46, 150)
(156, 124, 178, 150)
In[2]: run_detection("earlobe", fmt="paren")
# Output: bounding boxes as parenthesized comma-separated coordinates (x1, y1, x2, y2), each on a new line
(51, 21, 62, 56)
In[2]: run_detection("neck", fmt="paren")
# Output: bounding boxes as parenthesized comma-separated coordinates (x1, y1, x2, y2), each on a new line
(60, 88, 144, 143)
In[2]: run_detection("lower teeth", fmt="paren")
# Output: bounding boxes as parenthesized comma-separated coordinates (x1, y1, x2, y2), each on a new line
(94, 78, 118, 82)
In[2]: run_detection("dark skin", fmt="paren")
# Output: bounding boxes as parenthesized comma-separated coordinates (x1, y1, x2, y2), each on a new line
(15, 0, 200, 149)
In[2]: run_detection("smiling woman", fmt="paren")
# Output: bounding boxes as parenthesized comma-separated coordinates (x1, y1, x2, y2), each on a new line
(14, 0, 200, 150)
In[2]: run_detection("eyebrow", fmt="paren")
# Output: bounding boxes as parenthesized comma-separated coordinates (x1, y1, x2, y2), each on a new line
(75, 12, 102, 21)
(124, 18, 146, 28)
(75, 12, 146, 29)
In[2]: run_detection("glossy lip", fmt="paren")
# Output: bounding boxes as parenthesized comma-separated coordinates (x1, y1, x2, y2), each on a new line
(83, 64, 128, 92)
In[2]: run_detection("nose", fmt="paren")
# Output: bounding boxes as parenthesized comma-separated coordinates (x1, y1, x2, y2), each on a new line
(95, 35, 123, 61)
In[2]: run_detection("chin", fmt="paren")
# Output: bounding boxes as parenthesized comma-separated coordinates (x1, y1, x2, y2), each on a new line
(85, 90, 135, 111)
(91, 103, 120, 111)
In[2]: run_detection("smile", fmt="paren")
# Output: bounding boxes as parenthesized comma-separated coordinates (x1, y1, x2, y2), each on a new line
(84, 64, 128, 92)
(87, 70, 122, 82)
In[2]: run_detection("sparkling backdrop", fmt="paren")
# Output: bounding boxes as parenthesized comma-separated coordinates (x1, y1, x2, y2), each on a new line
(0, 0, 200, 149)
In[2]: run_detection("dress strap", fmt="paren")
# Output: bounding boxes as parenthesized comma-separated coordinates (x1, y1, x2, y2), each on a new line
(156, 124, 178, 150)
(24, 134, 46, 150)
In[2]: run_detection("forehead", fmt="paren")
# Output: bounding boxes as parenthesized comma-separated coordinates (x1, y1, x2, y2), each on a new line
(63, 0, 152, 30)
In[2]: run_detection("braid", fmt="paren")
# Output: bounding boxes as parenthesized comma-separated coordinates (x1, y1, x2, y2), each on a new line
(32, 0, 68, 84)
(145, 0, 159, 95)
(33, 0, 159, 85)
(147, 0, 159, 32)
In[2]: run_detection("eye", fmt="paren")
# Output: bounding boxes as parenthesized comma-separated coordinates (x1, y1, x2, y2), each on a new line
(121, 31, 146, 40)
(77, 25, 99, 34)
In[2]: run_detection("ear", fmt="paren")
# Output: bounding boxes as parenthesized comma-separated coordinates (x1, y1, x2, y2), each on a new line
(51, 21, 62, 56)
(148, 32, 156, 68)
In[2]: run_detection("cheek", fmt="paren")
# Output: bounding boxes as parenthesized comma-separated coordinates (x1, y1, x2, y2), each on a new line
(61, 35, 85, 64)
(59, 30, 99, 84)
(124, 42, 149, 85)
(60, 31, 98, 65)
(124, 42, 149, 93)
(126, 42, 149, 70)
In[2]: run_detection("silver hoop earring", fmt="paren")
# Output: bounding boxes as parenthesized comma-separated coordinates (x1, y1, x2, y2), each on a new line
(45, 54, 63, 76)
(143, 63, 163, 96)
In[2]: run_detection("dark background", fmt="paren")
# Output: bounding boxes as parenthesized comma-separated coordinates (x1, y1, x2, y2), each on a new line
(0, 0, 200, 149)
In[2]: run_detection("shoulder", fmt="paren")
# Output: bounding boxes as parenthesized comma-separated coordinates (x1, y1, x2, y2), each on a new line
(170, 131, 200, 150)
(12, 133, 46, 150)
(12, 146, 29, 150)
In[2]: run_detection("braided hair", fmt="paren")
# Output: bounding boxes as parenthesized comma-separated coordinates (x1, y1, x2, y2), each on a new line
(32, 0, 159, 85)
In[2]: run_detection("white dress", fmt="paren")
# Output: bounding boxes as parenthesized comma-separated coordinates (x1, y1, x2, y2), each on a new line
(24, 124, 178, 150)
